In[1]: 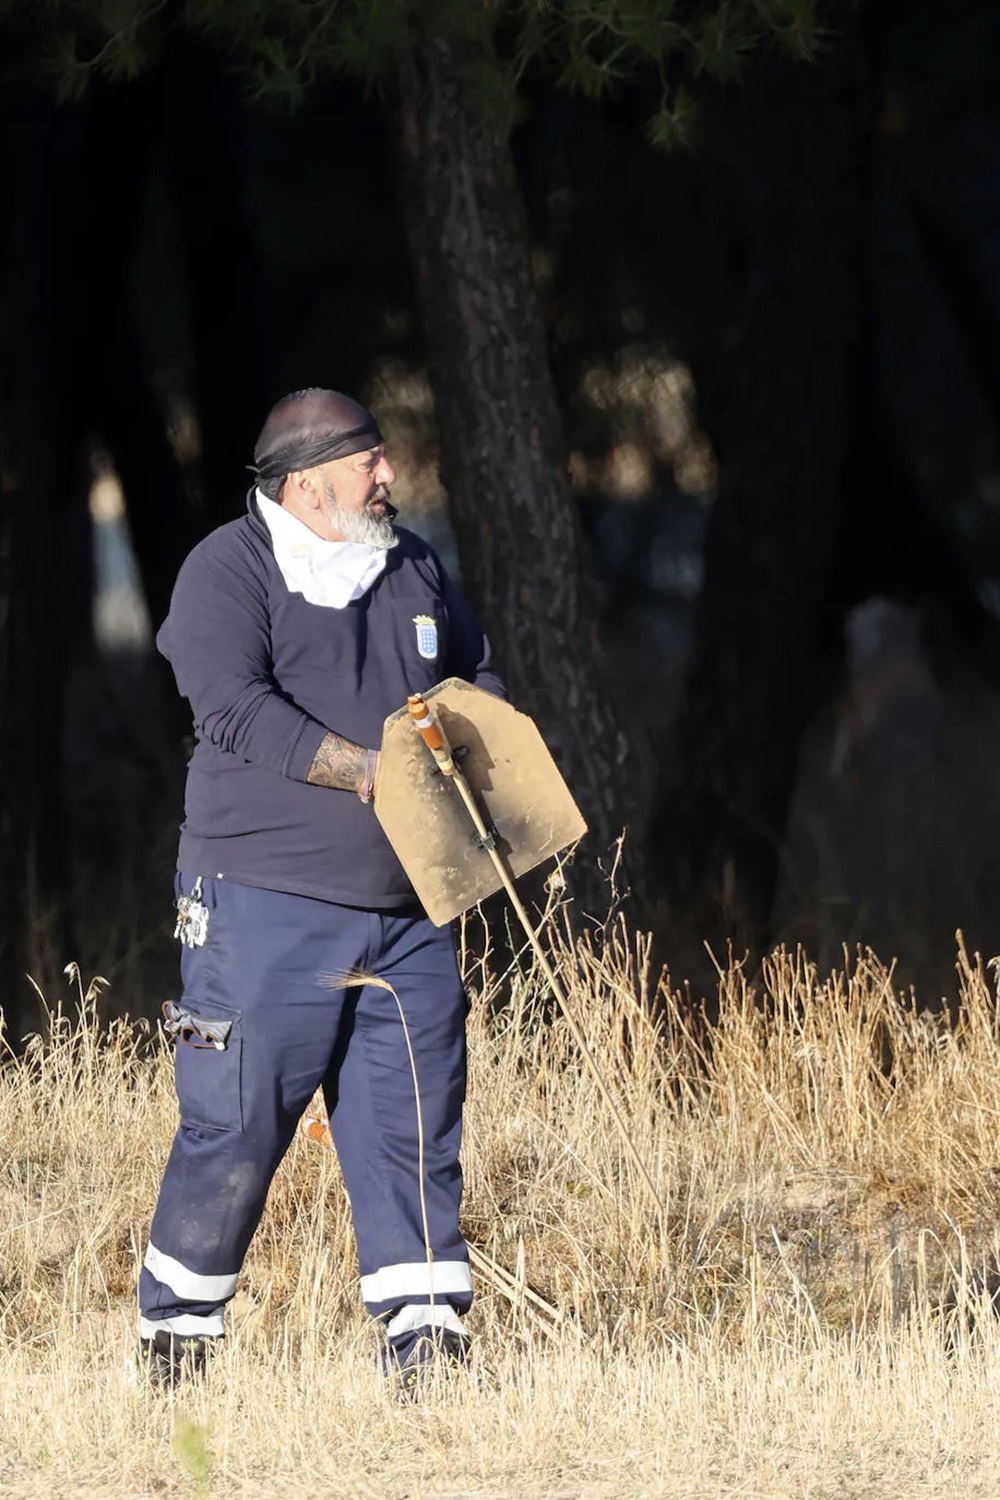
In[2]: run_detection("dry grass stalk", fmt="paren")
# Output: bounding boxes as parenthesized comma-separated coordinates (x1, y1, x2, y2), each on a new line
(3, 926, 1000, 1496)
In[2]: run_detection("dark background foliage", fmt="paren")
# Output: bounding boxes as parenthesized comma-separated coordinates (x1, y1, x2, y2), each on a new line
(3, 0, 1000, 1031)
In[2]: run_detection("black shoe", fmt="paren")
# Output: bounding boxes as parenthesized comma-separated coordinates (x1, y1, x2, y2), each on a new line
(136, 1329, 213, 1388)
(384, 1328, 470, 1399)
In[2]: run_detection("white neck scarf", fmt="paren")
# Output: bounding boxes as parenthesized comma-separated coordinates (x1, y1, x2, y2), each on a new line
(257, 490, 388, 609)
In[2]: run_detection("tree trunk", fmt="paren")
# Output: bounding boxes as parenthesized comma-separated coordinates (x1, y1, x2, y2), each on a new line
(0, 83, 88, 1039)
(649, 11, 870, 960)
(165, 33, 272, 535)
(83, 67, 195, 631)
(0, 66, 187, 1038)
(393, 33, 644, 914)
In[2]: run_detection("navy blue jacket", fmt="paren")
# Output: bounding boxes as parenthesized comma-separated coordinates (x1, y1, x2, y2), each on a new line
(157, 494, 505, 907)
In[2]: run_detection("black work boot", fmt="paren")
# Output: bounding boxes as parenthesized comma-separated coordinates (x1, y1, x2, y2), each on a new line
(384, 1327, 470, 1400)
(136, 1328, 214, 1388)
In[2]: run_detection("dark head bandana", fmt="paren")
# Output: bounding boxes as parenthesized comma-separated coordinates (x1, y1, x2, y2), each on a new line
(251, 388, 383, 483)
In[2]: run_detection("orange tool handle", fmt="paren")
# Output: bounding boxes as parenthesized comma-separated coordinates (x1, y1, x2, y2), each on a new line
(407, 693, 455, 774)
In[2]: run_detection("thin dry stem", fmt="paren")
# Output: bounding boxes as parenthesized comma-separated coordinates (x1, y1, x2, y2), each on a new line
(3, 920, 1000, 1495)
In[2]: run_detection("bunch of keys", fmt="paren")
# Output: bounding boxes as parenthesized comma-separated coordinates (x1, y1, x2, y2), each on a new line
(174, 876, 210, 948)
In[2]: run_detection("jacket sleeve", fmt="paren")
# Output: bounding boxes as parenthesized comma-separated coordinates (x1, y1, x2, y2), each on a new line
(441, 570, 508, 701)
(157, 541, 329, 781)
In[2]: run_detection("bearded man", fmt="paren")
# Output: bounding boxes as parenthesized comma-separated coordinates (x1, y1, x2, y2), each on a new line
(138, 388, 505, 1385)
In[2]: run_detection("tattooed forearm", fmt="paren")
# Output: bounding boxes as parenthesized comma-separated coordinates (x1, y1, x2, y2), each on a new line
(306, 733, 369, 792)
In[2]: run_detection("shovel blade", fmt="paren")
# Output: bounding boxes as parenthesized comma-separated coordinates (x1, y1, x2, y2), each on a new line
(374, 678, 587, 925)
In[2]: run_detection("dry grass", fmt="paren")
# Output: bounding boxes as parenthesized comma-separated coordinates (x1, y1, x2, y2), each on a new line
(4, 918, 1000, 1497)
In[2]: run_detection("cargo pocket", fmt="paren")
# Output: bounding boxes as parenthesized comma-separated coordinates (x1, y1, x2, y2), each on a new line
(169, 999, 244, 1133)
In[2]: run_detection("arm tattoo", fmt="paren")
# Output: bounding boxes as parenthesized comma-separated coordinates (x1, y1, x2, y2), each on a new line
(306, 732, 368, 792)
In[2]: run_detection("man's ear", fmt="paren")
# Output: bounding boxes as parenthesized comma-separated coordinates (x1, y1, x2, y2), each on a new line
(287, 469, 321, 509)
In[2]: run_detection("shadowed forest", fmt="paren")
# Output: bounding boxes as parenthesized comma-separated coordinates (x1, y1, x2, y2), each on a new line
(3, 0, 1000, 1031)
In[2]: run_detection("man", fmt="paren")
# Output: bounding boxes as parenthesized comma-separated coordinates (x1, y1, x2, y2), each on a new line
(139, 387, 505, 1385)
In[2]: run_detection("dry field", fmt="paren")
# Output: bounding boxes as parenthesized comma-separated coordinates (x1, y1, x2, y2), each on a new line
(4, 910, 1000, 1498)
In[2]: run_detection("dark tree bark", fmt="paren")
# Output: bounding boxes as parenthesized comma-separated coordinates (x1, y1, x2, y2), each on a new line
(0, 66, 194, 1036)
(891, 66, 1000, 494)
(165, 34, 272, 535)
(0, 84, 90, 1038)
(82, 69, 195, 631)
(649, 12, 871, 958)
(393, 33, 645, 914)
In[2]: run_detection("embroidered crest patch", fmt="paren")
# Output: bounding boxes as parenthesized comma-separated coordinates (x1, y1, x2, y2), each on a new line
(412, 613, 438, 660)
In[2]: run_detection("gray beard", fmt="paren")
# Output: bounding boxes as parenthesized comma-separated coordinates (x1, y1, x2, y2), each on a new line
(330, 507, 398, 549)
(324, 487, 399, 550)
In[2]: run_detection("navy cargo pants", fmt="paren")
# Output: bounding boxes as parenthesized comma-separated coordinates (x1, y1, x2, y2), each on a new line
(139, 875, 472, 1359)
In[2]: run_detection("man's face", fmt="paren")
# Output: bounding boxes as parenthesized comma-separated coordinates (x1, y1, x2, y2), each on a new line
(317, 445, 398, 549)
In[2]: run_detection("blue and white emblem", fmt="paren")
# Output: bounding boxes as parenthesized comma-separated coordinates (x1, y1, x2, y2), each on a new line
(412, 613, 438, 660)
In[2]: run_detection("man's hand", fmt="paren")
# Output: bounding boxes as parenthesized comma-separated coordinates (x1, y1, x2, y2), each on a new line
(307, 734, 379, 801)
